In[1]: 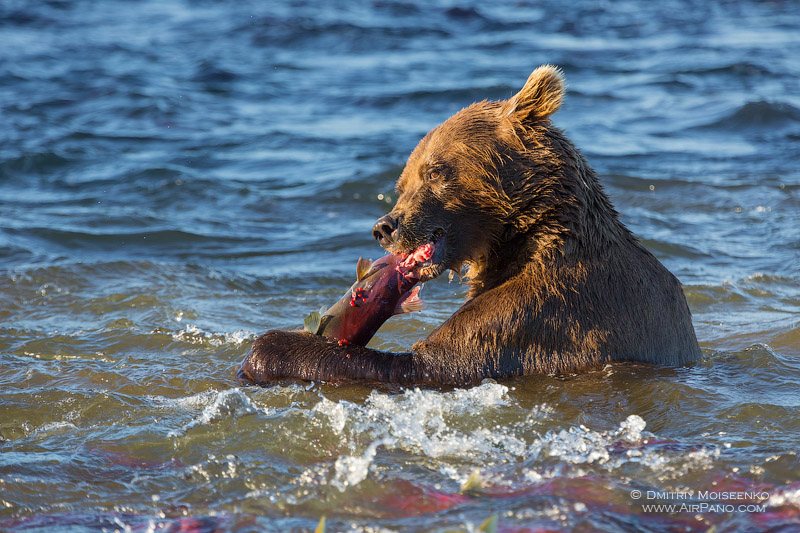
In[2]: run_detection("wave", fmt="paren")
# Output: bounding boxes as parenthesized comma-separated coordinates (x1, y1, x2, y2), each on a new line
(0, 512, 234, 532)
(192, 60, 239, 84)
(695, 100, 800, 131)
(675, 61, 774, 77)
(356, 84, 516, 107)
(307, 383, 721, 492)
(639, 238, 710, 260)
(309, 380, 731, 494)
(248, 18, 452, 49)
(169, 324, 255, 347)
(3, 226, 259, 251)
(148, 388, 268, 438)
(0, 151, 72, 177)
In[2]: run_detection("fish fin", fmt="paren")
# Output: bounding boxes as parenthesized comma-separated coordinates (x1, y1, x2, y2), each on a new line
(477, 514, 498, 533)
(304, 310, 322, 335)
(318, 314, 332, 332)
(356, 257, 373, 281)
(394, 285, 423, 315)
(460, 469, 484, 494)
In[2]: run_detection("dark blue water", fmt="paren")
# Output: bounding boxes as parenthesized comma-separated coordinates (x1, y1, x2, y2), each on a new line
(1, 1, 799, 531)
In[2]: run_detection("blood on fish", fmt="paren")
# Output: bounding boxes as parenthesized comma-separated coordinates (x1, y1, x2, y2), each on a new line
(349, 288, 368, 307)
(302, 243, 433, 346)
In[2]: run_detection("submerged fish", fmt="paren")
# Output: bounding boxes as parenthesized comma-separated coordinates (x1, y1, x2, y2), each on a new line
(304, 244, 435, 346)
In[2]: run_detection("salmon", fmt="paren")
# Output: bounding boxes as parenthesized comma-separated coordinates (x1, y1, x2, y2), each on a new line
(304, 243, 434, 346)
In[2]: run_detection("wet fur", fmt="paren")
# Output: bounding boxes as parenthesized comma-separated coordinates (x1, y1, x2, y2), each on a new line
(241, 65, 702, 387)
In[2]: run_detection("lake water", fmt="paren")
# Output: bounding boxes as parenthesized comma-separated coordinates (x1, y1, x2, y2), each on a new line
(1, 1, 799, 531)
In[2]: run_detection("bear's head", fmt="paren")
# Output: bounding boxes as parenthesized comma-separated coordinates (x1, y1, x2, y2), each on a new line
(373, 65, 582, 285)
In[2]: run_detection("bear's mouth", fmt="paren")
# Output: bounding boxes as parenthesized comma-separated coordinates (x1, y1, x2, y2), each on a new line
(396, 229, 447, 282)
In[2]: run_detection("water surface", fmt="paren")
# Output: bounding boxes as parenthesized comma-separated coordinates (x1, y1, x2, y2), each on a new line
(1, 0, 799, 531)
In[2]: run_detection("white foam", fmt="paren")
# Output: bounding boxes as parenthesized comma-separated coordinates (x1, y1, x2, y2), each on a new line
(152, 388, 267, 437)
(529, 415, 647, 465)
(309, 384, 721, 492)
(150, 389, 216, 410)
(310, 387, 670, 490)
(618, 414, 647, 441)
(187, 453, 242, 482)
(311, 382, 537, 490)
(191, 389, 259, 426)
(312, 397, 347, 434)
(332, 438, 391, 491)
(526, 414, 723, 483)
(313, 382, 521, 462)
(170, 324, 254, 346)
(535, 424, 613, 465)
(33, 421, 79, 436)
(768, 486, 800, 507)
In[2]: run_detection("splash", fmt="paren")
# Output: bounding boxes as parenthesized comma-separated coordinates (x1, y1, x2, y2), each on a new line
(332, 439, 393, 491)
(153, 388, 267, 437)
(313, 382, 523, 462)
(312, 388, 722, 494)
(312, 383, 536, 490)
(530, 415, 647, 466)
(170, 325, 254, 346)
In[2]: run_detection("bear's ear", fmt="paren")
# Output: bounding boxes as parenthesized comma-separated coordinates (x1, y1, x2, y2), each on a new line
(505, 65, 565, 122)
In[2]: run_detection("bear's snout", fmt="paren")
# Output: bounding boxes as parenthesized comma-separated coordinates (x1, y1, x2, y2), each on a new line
(372, 214, 399, 246)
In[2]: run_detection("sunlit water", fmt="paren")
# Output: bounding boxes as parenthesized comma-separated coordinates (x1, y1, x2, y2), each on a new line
(1, 0, 799, 531)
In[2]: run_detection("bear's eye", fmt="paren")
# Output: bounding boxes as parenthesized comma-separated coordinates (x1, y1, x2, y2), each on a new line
(426, 165, 449, 182)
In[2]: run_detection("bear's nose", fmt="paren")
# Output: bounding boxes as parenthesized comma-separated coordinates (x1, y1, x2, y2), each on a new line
(372, 214, 399, 245)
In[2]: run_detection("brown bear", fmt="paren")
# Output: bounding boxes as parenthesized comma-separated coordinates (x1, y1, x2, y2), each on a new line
(240, 65, 702, 387)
